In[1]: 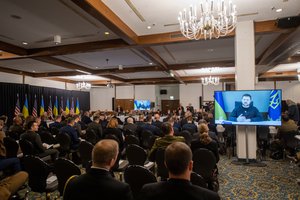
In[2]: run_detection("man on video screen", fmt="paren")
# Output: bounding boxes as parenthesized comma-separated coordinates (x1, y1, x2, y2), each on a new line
(229, 94, 263, 122)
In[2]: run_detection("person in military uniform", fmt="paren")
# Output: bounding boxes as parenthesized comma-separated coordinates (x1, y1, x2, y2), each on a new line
(148, 122, 185, 161)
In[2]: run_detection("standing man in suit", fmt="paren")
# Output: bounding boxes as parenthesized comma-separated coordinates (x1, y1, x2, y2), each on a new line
(140, 142, 220, 200)
(63, 139, 133, 200)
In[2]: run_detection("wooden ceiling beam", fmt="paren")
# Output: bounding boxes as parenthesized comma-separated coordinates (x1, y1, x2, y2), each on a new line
(33, 57, 94, 74)
(28, 39, 129, 57)
(72, 0, 138, 45)
(0, 65, 33, 76)
(45, 77, 77, 84)
(32, 71, 86, 77)
(0, 41, 28, 56)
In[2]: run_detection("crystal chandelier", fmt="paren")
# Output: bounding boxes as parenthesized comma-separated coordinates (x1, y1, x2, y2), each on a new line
(178, 0, 237, 40)
(201, 76, 220, 85)
(76, 81, 91, 89)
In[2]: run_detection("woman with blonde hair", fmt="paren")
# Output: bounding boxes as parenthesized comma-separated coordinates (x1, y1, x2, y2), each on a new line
(191, 123, 219, 163)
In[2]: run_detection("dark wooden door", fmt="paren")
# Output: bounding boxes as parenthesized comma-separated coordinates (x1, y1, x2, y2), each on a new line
(115, 99, 134, 112)
(161, 100, 179, 115)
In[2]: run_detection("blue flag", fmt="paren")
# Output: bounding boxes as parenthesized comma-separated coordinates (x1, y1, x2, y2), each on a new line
(214, 91, 227, 120)
(268, 90, 281, 121)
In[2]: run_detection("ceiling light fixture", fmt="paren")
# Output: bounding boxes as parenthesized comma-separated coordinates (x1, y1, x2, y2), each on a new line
(76, 81, 91, 90)
(201, 67, 220, 85)
(54, 35, 61, 45)
(75, 69, 91, 75)
(106, 80, 114, 88)
(104, 32, 110, 35)
(178, 0, 237, 40)
(276, 8, 283, 13)
(149, 62, 153, 65)
(22, 41, 28, 45)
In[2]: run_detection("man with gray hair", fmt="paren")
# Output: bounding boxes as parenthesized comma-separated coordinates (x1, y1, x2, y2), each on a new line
(63, 139, 133, 200)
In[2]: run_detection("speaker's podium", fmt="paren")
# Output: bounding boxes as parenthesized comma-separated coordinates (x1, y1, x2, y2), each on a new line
(232, 125, 266, 167)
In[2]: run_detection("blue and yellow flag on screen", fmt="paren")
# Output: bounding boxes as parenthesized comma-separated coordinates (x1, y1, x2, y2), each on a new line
(22, 94, 29, 118)
(65, 98, 70, 115)
(215, 91, 227, 120)
(75, 97, 80, 114)
(268, 90, 281, 121)
(53, 96, 58, 117)
(40, 95, 45, 116)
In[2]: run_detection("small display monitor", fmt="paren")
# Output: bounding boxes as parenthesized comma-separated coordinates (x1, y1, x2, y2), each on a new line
(134, 100, 151, 110)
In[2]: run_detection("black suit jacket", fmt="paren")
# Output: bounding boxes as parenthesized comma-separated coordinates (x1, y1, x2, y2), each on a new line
(63, 168, 133, 200)
(139, 179, 220, 200)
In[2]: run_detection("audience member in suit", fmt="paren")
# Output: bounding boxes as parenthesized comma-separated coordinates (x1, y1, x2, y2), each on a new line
(21, 121, 59, 162)
(103, 118, 124, 153)
(87, 115, 103, 140)
(0, 120, 21, 174)
(81, 111, 92, 125)
(182, 116, 197, 134)
(63, 139, 133, 200)
(286, 99, 299, 124)
(152, 113, 163, 129)
(191, 124, 219, 163)
(73, 115, 82, 138)
(186, 103, 194, 114)
(143, 115, 162, 137)
(0, 171, 28, 200)
(148, 122, 185, 161)
(140, 142, 220, 200)
(59, 117, 80, 150)
(49, 115, 63, 130)
(99, 113, 108, 130)
(8, 116, 24, 140)
(123, 117, 137, 134)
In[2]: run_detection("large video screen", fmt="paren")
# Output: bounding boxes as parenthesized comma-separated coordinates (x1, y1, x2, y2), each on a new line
(214, 90, 282, 126)
(134, 100, 151, 110)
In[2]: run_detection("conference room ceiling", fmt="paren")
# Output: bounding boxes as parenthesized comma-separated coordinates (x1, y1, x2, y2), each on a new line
(0, 0, 299, 86)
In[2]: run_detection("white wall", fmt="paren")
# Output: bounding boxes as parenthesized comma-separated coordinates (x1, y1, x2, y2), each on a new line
(180, 83, 202, 109)
(202, 84, 223, 101)
(135, 85, 156, 101)
(255, 81, 274, 90)
(276, 81, 300, 102)
(90, 87, 115, 111)
(159, 85, 179, 100)
(116, 85, 134, 99)
(0, 72, 22, 83)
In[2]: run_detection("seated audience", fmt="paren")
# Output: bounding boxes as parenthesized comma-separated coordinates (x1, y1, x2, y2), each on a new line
(63, 139, 133, 200)
(149, 122, 185, 161)
(143, 114, 162, 137)
(8, 116, 24, 140)
(152, 113, 163, 129)
(191, 123, 219, 163)
(49, 115, 63, 130)
(139, 142, 220, 200)
(21, 120, 59, 162)
(0, 120, 21, 174)
(278, 113, 298, 134)
(103, 118, 124, 152)
(59, 117, 81, 150)
(87, 115, 103, 140)
(81, 111, 92, 125)
(123, 117, 137, 134)
(182, 116, 197, 134)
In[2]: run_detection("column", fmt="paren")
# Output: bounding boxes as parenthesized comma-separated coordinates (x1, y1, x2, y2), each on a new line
(235, 20, 257, 160)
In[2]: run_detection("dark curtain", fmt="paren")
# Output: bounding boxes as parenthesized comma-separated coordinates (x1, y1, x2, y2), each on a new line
(0, 82, 90, 127)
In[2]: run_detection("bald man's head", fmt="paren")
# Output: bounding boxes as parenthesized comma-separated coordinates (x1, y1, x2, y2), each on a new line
(92, 139, 119, 168)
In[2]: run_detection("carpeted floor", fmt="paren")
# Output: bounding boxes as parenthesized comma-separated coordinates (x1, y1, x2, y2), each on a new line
(218, 156, 300, 200)
(20, 155, 300, 199)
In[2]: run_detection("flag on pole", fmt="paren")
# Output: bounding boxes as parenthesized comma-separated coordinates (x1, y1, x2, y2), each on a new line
(70, 97, 74, 114)
(40, 95, 45, 116)
(75, 97, 80, 115)
(22, 94, 29, 118)
(32, 95, 38, 117)
(14, 94, 20, 116)
(214, 91, 227, 121)
(268, 90, 281, 121)
(60, 97, 64, 114)
(48, 96, 53, 118)
(65, 98, 70, 115)
(53, 96, 58, 117)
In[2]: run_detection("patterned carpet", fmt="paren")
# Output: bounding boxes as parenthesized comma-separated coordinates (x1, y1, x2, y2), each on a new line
(218, 156, 300, 200)
(19, 155, 300, 199)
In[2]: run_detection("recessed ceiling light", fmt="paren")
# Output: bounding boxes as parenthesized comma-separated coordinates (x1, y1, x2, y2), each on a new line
(95, 67, 98, 69)
(32, 70, 35, 72)
(149, 62, 153, 65)
(276, 8, 282, 12)
(22, 41, 28, 45)
(207, 49, 214, 52)
(104, 32, 110, 35)
(147, 25, 152, 29)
